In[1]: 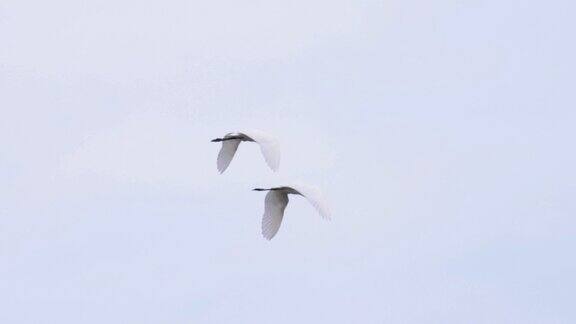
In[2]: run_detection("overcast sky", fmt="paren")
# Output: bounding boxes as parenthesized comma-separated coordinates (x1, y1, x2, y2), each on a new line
(1, 0, 575, 323)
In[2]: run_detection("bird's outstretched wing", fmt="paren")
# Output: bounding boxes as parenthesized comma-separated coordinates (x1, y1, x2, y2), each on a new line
(217, 139, 241, 173)
(262, 190, 289, 240)
(289, 184, 331, 220)
(241, 130, 280, 172)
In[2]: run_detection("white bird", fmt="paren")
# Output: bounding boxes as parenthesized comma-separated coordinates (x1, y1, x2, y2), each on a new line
(211, 130, 280, 173)
(253, 184, 331, 240)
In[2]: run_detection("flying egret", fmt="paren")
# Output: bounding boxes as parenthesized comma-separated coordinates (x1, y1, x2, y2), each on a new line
(211, 130, 280, 173)
(253, 184, 331, 240)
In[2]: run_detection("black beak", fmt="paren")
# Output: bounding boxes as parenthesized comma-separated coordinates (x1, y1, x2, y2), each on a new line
(211, 138, 223, 142)
(253, 188, 267, 191)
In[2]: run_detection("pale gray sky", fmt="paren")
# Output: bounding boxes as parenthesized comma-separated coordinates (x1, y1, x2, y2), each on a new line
(1, 0, 575, 323)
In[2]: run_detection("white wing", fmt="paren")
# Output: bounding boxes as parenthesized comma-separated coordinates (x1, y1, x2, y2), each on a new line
(289, 184, 331, 220)
(241, 130, 280, 172)
(216, 139, 241, 173)
(261, 190, 289, 240)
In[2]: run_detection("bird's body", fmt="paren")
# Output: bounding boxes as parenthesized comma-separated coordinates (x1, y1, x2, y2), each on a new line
(211, 132, 254, 143)
(253, 184, 331, 240)
(212, 130, 280, 173)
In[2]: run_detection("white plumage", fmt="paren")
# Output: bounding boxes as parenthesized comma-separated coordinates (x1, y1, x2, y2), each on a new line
(254, 184, 331, 240)
(212, 130, 280, 173)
